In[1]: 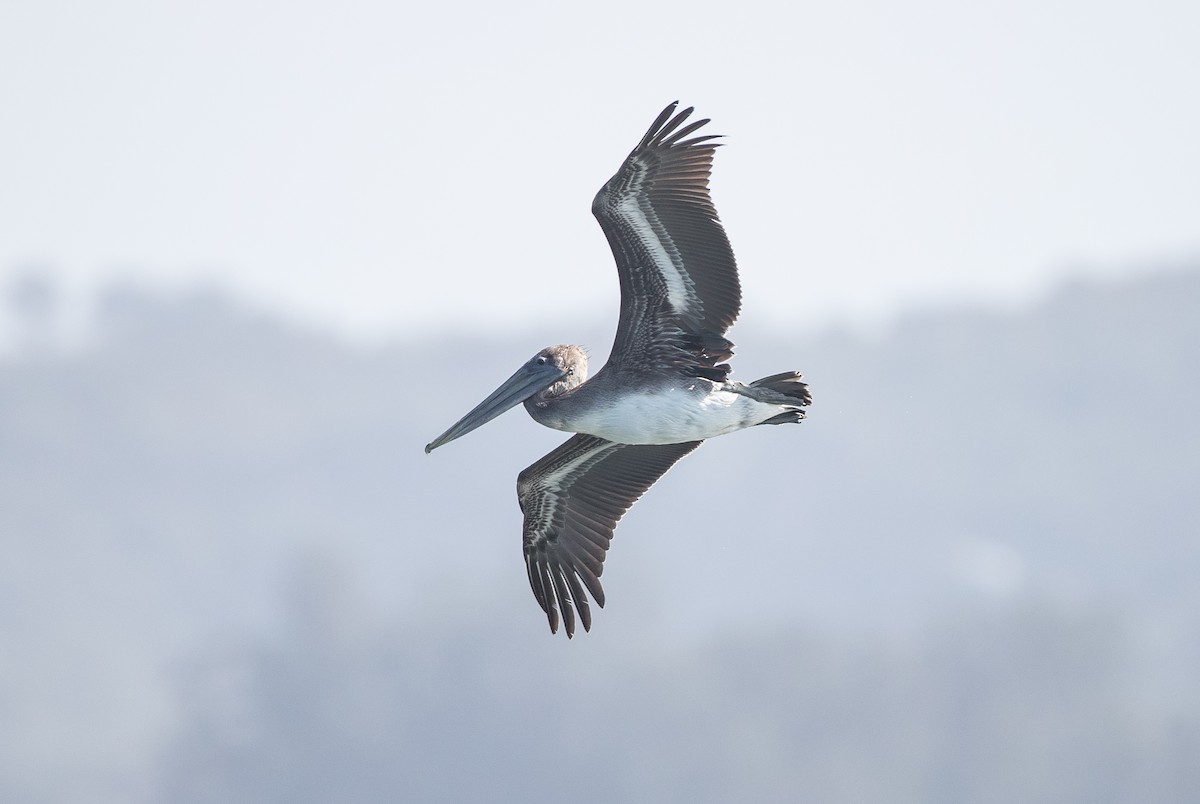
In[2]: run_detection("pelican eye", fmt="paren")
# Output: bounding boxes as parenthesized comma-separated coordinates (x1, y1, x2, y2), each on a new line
(535, 356, 549, 365)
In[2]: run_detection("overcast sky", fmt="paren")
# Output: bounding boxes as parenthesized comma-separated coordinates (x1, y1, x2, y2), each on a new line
(3, 0, 1198, 341)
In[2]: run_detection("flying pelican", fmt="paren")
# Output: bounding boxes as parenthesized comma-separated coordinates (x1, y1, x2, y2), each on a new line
(425, 102, 812, 637)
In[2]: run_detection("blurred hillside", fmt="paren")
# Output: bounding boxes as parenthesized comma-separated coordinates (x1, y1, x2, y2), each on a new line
(1, 266, 1198, 803)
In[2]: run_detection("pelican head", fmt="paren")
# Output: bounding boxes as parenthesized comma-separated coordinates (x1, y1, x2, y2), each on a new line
(425, 345, 588, 454)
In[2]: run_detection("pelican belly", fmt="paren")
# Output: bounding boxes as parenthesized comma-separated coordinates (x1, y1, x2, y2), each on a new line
(561, 383, 781, 445)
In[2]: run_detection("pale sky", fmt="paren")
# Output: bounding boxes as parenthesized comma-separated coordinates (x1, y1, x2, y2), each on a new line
(3, 0, 1198, 341)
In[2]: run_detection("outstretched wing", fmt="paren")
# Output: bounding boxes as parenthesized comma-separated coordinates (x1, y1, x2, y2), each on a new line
(517, 434, 703, 637)
(592, 101, 742, 380)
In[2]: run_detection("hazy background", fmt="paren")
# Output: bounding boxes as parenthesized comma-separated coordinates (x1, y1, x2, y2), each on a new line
(4, 0, 1200, 342)
(3, 2, 1199, 802)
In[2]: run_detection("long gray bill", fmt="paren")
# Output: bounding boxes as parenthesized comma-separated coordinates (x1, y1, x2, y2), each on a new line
(425, 361, 565, 453)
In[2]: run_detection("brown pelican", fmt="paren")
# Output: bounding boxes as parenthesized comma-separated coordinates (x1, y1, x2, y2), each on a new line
(426, 102, 812, 637)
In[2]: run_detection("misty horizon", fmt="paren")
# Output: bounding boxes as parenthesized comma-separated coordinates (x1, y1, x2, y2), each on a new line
(3, 260, 1198, 802)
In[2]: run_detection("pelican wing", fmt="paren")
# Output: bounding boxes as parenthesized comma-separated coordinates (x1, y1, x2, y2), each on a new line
(517, 433, 702, 637)
(592, 101, 742, 379)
